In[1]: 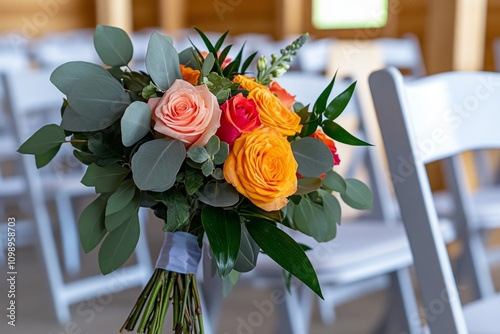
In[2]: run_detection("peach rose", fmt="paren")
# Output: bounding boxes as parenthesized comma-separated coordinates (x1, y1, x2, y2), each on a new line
(270, 81, 296, 109)
(149, 80, 221, 148)
(180, 65, 201, 85)
(224, 127, 298, 211)
(248, 88, 302, 136)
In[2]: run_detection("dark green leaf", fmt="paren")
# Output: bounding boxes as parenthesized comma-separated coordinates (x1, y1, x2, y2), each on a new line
(300, 115, 321, 137)
(292, 137, 333, 177)
(81, 163, 129, 193)
(214, 30, 230, 52)
(234, 225, 260, 273)
(193, 27, 217, 55)
(67, 76, 130, 121)
(197, 181, 240, 207)
(98, 212, 140, 274)
(241, 51, 258, 74)
(322, 170, 347, 193)
(131, 139, 186, 192)
(94, 25, 134, 67)
(313, 71, 336, 116)
(322, 121, 372, 146)
(78, 193, 111, 253)
(296, 177, 322, 195)
(324, 81, 356, 120)
(18, 124, 66, 155)
(158, 192, 191, 232)
(245, 217, 323, 298)
(185, 168, 204, 195)
(202, 206, 241, 277)
(340, 178, 373, 210)
(146, 31, 182, 90)
(106, 179, 136, 216)
(121, 101, 152, 147)
(50, 61, 113, 95)
(105, 191, 140, 231)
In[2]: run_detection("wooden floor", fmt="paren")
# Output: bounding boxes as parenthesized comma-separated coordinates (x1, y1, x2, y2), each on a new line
(1, 226, 499, 334)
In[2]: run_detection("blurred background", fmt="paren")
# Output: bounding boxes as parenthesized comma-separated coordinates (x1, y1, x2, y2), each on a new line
(1, 0, 500, 333)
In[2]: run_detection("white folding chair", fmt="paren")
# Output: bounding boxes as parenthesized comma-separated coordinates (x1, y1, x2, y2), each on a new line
(2, 68, 152, 323)
(370, 67, 500, 333)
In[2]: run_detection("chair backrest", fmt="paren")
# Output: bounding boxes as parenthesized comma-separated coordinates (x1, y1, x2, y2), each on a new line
(369, 67, 500, 332)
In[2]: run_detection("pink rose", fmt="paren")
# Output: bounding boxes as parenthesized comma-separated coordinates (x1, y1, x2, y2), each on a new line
(149, 80, 222, 148)
(216, 93, 261, 145)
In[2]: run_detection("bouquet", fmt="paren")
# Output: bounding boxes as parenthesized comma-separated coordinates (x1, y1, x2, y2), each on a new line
(18, 25, 372, 334)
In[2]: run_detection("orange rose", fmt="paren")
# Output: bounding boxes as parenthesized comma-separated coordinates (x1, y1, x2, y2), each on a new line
(233, 75, 268, 92)
(224, 127, 298, 211)
(180, 65, 201, 85)
(248, 88, 302, 136)
(270, 81, 296, 109)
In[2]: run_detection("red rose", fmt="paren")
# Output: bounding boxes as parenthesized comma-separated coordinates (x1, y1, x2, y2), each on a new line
(216, 93, 261, 145)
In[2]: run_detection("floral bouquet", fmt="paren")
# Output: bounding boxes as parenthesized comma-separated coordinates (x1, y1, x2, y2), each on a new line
(18, 25, 372, 334)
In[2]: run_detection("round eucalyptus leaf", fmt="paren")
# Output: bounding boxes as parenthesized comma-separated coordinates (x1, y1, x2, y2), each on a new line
(121, 101, 152, 147)
(61, 105, 114, 132)
(292, 137, 334, 177)
(67, 76, 130, 121)
(131, 139, 186, 192)
(50, 61, 112, 95)
(94, 25, 134, 67)
(146, 31, 181, 90)
(340, 178, 373, 210)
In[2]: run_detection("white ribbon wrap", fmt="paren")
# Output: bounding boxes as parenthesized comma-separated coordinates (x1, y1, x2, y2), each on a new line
(155, 232, 201, 274)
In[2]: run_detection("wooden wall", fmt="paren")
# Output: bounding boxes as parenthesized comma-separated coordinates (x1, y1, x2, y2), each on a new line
(0, 0, 499, 70)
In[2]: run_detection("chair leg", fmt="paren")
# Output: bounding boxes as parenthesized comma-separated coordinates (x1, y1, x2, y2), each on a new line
(274, 284, 313, 334)
(55, 193, 81, 276)
(379, 269, 421, 334)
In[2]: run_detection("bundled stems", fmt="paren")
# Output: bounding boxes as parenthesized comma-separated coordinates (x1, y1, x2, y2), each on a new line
(121, 269, 204, 334)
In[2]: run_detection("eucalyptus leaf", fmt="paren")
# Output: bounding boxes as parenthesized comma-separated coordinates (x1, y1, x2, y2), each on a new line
(322, 170, 347, 194)
(292, 137, 333, 177)
(50, 61, 113, 95)
(187, 146, 209, 163)
(179, 47, 201, 70)
(81, 163, 130, 193)
(18, 124, 66, 155)
(67, 76, 130, 121)
(35, 146, 61, 168)
(201, 160, 214, 177)
(105, 191, 140, 232)
(206, 135, 220, 156)
(98, 213, 140, 275)
(121, 101, 152, 147)
(202, 206, 241, 277)
(197, 181, 240, 207)
(340, 178, 373, 210)
(234, 225, 260, 272)
(295, 177, 322, 195)
(131, 139, 186, 192)
(61, 105, 114, 132)
(146, 31, 182, 90)
(78, 193, 111, 253)
(202, 52, 215, 77)
(213, 142, 229, 164)
(318, 189, 342, 228)
(245, 217, 323, 298)
(94, 25, 134, 67)
(291, 196, 333, 242)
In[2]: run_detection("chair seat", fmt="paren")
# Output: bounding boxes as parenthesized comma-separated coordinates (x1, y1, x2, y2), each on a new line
(0, 176, 26, 196)
(464, 294, 500, 333)
(253, 222, 413, 285)
(434, 188, 500, 229)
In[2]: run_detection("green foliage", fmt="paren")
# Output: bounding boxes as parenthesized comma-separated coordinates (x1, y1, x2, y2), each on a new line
(78, 193, 111, 253)
(233, 225, 260, 273)
(18, 124, 66, 167)
(98, 212, 140, 275)
(131, 139, 186, 192)
(94, 25, 134, 67)
(296, 177, 322, 195)
(145, 31, 181, 90)
(106, 179, 137, 216)
(292, 137, 333, 177)
(324, 81, 357, 120)
(202, 206, 241, 277)
(151, 191, 191, 232)
(322, 121, 372, 146)
(50, 61, 113, 95)
(245, 217, 323, 299)
(322, 170, 347, 193)
(81, 163, 129, 193)
(121, 101, 152, 147)
(202, 73, 239, 104)
(197, 181, 240, 207)
(105, 191, 140, 232)
(340, 179, 373, 210)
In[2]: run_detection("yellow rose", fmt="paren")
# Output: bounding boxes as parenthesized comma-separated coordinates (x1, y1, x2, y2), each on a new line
(248, 88, 302, 136)
(233, 75, 268, 91)
(224, 127, 298, 211)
